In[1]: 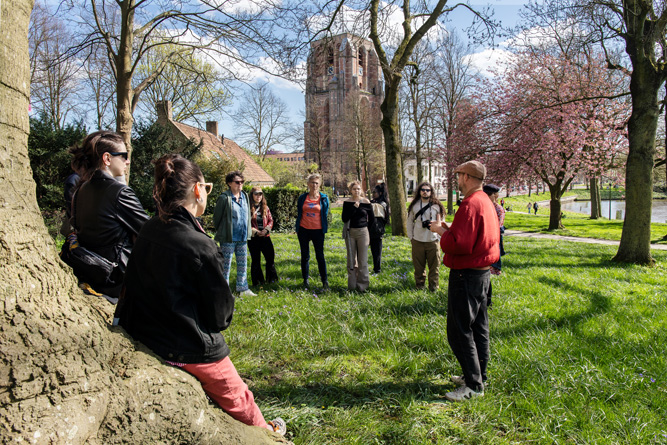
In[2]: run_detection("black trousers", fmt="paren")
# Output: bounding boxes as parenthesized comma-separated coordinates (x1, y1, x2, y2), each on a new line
(247, 236, 278, 286)
(297, 228, 327, 283)
(447, 269, 490, 392)
(369, 236, 383, 273)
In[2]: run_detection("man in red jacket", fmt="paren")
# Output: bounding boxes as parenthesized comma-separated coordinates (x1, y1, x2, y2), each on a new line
(430, 160, 500, 401)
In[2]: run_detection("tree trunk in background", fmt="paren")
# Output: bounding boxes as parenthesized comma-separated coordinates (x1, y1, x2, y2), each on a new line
(547, 183, 564, 230)
(380, 76, 408, 236)
(590, 176, 601, 219)
(0, 3, 288, 442)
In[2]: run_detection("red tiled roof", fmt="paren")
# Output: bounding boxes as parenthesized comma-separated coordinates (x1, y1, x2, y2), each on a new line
(170, 121, 275, 185)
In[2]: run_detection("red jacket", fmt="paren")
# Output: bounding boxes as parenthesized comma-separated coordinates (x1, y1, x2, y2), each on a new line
(250, 206, 274, 236)
(440, 190, 500, 269)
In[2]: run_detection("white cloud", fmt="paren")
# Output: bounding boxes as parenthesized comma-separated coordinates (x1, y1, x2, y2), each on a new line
(465, 46, 513, 75)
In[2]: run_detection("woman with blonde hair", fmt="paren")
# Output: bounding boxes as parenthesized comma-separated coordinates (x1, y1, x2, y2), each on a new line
(295, 173, 330, 290)
(248, 186, 278, 286)
(342, 180, 374, 291)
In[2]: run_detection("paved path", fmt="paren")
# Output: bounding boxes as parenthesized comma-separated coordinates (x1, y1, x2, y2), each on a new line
(505, 230, 667, 251)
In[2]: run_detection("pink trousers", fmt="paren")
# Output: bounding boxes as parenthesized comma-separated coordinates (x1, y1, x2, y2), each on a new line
(181, 356, 268, 429)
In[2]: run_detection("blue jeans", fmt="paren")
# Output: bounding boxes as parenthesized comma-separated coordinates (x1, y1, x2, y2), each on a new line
(447, 269, 490, 392)
(297, 228, 327, 284)
(220, 241, 249, 292)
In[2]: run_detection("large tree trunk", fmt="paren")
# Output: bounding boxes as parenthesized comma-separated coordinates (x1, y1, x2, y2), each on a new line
(0, 4, 288, 442)
(590, 176, 601, 219)
(381, 77, 408, 236)
(614, 37, 658, 264)
(546, 181, 565, 230)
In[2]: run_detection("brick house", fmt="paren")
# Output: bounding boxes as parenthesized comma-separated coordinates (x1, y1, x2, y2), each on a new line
(156, 101, 275, 187)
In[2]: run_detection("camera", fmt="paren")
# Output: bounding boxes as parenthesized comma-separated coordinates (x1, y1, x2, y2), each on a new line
(421, 220, 432, 228)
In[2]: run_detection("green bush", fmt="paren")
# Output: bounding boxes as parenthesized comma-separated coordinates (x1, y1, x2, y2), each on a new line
(262, 185, 303, 233)
(28, 114, 87, 212)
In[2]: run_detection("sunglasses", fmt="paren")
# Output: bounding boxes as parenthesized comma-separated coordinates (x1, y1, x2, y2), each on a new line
(109, 151, 129, 160)
(198, 182, 213, 195)
(253, 191, 263, 196)
(233, 180, 245, 185)
(420, 188, 431, 192)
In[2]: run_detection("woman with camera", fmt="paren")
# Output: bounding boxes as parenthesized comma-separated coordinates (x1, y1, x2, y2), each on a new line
(407, 181, 445, 291)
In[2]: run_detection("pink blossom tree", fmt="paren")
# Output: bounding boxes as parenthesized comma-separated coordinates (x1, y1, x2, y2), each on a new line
(481, 50, 629, 230)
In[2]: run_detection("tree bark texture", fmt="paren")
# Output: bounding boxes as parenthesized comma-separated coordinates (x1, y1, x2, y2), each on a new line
(589, 176, 601, 219)
(547, 184, 564, 230)
(0, 3, 289, 443)
(115, 0, 136, 181)
(380, 77, 408, 236)
(614, 17, 658, 264)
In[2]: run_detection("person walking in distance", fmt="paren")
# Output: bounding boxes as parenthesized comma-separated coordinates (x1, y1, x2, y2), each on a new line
(407, 182, 445, 291)
(430, 160, 500, 401)
(526, 202, 532, 214)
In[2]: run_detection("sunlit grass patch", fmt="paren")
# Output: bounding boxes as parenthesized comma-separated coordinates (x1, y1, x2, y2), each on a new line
(227, 231, 667, 444)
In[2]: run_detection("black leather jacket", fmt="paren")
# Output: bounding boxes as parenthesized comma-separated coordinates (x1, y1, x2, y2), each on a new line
(73, 170, 148, 294)
(116, 207, 235, 364)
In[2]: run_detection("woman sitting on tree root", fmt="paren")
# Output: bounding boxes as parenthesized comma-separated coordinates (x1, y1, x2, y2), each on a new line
(114, 154, 286, 436)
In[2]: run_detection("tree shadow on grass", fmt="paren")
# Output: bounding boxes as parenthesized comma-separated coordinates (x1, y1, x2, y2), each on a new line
(253, 379, 457, 411)
(493, 276, 612, 340)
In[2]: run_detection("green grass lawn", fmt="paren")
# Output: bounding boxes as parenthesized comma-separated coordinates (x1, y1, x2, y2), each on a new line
(225, 231, 667, 444)
(503, 211, 667, 245)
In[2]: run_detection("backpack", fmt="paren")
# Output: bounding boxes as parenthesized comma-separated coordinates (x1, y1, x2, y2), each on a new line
(368, 201, 388, 238)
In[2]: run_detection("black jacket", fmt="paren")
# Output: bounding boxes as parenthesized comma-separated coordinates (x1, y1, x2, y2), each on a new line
(73, 170, 148, 294)
(116, 207, 235, 364)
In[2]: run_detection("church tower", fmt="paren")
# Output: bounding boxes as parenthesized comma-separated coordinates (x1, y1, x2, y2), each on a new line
(304, 33, 385, 191)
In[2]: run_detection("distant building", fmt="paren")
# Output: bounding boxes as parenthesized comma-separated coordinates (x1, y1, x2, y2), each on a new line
(264, 151, 306, 164)
(156, 101, 275, 187)
(304, 33, 385, 191)
(403, 147, 448, 198)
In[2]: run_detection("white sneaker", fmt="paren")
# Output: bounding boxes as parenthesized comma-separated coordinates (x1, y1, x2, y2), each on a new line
(238, 289, 257, 297)
(267, 417, 287, 436)
(451, 375, 466, 386)
(445, 385, 483, 402)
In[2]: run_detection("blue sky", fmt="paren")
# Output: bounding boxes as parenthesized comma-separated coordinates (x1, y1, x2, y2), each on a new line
(220, 0, 532, 152)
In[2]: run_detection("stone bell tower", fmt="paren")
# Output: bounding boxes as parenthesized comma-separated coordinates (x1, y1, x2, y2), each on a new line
(304, 33, 385, 191)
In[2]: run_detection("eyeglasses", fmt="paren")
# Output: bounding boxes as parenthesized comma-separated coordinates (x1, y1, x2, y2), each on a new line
(253, 191, 263, 196)
(198, 182, 213, 195)
(420, 188, 431, 192)
(109, 151, 129, 160)
(232, 180, 244, 185)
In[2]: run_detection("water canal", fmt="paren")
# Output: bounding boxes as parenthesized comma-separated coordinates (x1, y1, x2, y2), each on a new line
(560, 199, 667, 223)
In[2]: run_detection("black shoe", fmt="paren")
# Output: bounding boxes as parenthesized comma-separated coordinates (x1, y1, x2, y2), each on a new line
(303, 279, 310, 289)
(322, 281, 330, 291)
